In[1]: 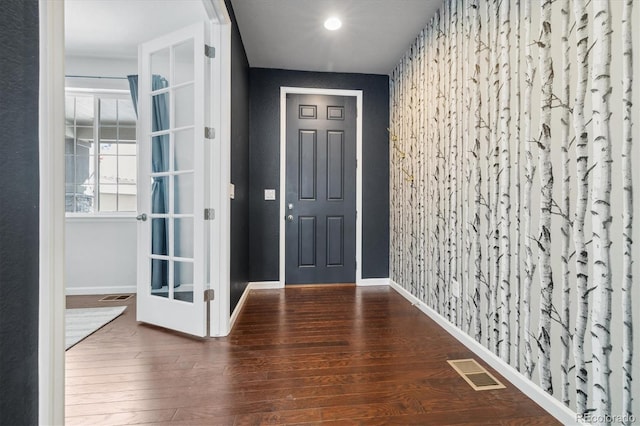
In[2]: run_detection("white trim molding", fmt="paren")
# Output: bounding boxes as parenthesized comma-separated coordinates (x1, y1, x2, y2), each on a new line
(229, 282, 284, 331)
(389, 280, 581, 426)
(249, 281, 284, 289)
(204, 0, 231, 338)
(279, 87, 364, 287)
(357, 278, 390, 287)
(38, 0, 66, 424)
(229, 284, 251, 330)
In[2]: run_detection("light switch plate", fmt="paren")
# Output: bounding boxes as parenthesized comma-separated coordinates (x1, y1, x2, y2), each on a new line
(229, 183, 235, 200)
(264, 189, 276, 200)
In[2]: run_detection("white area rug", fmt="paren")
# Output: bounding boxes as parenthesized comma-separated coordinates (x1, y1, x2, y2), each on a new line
(65, 306, 127, 350)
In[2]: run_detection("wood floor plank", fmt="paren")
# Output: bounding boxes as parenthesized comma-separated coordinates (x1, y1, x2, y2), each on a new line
(66, 287, 559, 425)
(64, 408, 177, 426)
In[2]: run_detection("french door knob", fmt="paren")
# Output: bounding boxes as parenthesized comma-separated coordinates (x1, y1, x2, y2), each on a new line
(136, 213, 148, 221)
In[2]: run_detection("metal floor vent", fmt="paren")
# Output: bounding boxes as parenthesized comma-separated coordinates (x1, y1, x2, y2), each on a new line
(99, 294, 133, 302)
(447, 359, 506, 391)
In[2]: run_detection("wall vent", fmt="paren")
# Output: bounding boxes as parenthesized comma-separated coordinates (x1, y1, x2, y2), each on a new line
(447, 359, 506, 391)
(99, 294, 133, 302)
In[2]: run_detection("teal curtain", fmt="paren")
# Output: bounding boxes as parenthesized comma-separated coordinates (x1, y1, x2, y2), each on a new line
(128, 75, 171, 289)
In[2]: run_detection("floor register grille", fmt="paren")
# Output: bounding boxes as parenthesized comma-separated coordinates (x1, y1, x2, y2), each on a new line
(447, 359, 506, 391)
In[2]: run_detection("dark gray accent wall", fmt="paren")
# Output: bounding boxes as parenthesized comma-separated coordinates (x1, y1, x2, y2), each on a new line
(0, 0, 40, 424)
(225, 0, 250, 312)
(249, 68, 389, 282)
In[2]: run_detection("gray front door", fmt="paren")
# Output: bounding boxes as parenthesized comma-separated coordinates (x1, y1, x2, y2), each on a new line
(285, 94, 357, 284)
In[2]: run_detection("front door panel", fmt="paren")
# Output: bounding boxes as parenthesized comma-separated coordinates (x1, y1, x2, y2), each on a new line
(285, 94, 356, 284)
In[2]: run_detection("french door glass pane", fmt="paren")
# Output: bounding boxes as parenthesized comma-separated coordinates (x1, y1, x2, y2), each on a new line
(150, 177, 169, 214)
(174, 129, 194, 171)
(151, 93, 170, 131)
(174, 84, 194, 128)
(150, 48, 170, 88)
(174, 217, 194, 258)
(173, 40, 194, 85)
(151, 259, 169, 298)
(151, 218, 168, 256)
(174, 261, 194, 303)
(152, 136, 170, 173)
(174, 174, 194, 214)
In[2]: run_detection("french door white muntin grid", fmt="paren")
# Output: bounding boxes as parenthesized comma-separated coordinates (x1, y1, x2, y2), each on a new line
(147, 33, 201, 302)
(137, 21, 207, 336)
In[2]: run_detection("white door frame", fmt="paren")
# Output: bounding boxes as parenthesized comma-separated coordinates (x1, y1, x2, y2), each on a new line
(38, 1, 231, 423)
(279, 87, 364, 287)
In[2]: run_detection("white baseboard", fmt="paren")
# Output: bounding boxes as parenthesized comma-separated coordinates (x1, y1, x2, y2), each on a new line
(229, 281, 283, 331)
(248, 281, 284, 289)
(229, 283, 252, 330)
(389, 280, 580, 426)
(357, 277, 390, 286)
(65, 285, 136, 296)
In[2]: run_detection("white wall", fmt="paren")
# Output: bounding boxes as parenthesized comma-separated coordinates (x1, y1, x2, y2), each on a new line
(65, 217, 137, 295)
(65, 55, 135, 90)
(65, 55, 138, 295)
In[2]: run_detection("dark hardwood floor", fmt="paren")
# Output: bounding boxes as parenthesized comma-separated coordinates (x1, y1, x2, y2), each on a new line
(65, 286, 559, 425)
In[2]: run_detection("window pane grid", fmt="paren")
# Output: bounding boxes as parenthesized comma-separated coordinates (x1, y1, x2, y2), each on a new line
(65, 91, 137, 213)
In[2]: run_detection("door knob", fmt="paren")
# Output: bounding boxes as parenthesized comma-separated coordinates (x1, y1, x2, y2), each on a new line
(286, 215, 293, 222)
(136, 213, 148, 221)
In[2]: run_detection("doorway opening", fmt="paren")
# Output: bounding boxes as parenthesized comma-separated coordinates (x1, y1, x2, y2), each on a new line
(39, 0, 232, 423)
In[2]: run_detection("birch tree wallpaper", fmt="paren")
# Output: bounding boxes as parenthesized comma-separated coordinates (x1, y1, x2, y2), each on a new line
(389, 0, 639, 422)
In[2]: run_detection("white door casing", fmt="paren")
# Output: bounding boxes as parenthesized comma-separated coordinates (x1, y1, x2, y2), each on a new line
(279, 87, 363, 288)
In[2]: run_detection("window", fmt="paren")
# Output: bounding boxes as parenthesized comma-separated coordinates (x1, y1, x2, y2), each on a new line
(65, 90, 137, 213)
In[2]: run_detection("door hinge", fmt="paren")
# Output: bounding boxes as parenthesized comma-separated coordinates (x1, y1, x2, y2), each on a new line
(204, 208, 215, 220)
(204, 289, 215, 302)
(205, 127, 215, 139)
(204, 44, 215, 58)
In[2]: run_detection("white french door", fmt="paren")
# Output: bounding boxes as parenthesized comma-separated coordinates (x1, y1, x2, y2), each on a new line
(136, 22, 209, 337)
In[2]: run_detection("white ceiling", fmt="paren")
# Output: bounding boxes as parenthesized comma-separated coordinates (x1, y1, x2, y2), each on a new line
(65, 0, 441, 75)
(230, 0, 441, 75)
(65, 0, 206, 59)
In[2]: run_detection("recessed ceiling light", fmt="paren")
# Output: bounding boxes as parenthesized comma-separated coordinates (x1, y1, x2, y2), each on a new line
(324, 17, 342, 31)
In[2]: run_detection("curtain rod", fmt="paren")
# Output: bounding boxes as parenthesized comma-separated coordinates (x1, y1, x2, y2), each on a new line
(65, 74, 128, 80)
